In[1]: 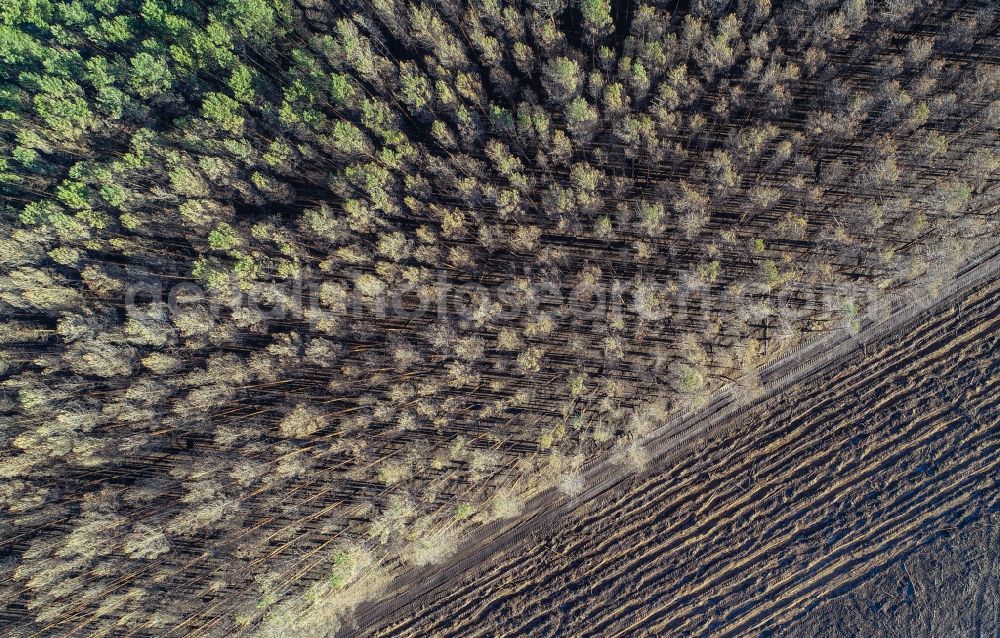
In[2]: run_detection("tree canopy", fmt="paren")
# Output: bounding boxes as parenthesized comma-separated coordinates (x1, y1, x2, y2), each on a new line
(1, 0, 998, 635)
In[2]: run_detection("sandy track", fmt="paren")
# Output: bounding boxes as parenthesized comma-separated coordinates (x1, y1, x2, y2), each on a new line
(343, 247, 1000, 637)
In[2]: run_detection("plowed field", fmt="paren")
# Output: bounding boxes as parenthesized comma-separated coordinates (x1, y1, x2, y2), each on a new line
(350, 270, 1000, 637)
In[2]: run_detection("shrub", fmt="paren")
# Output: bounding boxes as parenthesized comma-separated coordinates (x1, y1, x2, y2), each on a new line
(613, 441, 650, 472)
(489, 488, 525, 521)
(402, 519, 459, 566)
(328, 545, 374, 591)
(454, 503, 475, 521)
(368, 496, 416, 544)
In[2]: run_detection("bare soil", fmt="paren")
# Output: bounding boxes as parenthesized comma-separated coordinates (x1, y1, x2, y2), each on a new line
(348, 270, 1000, 637)
(774, 511, 1000, 637)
